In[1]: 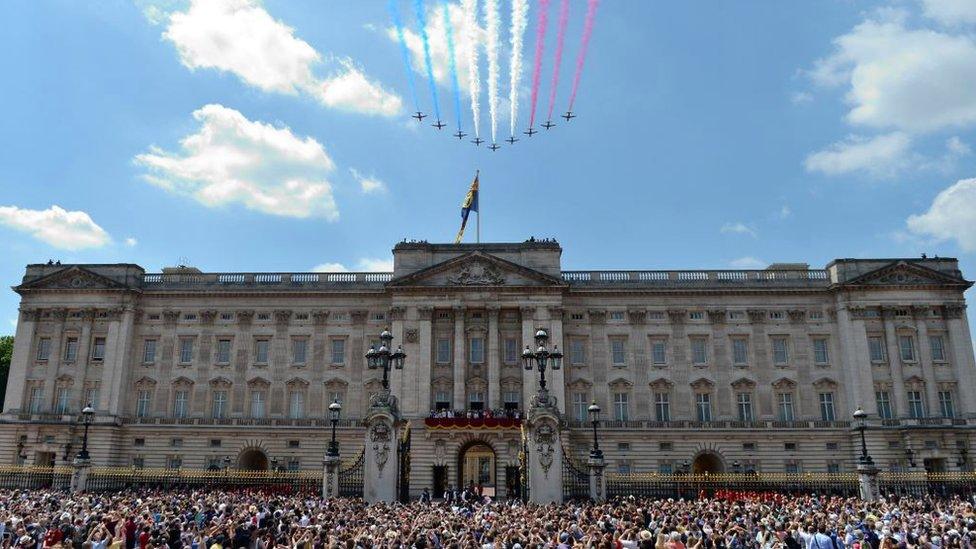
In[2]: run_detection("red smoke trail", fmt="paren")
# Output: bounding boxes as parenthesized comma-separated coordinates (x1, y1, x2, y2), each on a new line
(527, 0, 551, 129)
(567, 0, 598, 113)
(545, 0, 569, 122)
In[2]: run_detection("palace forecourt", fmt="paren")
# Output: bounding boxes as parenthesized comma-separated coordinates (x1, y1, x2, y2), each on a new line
(2, 240, 975, 501)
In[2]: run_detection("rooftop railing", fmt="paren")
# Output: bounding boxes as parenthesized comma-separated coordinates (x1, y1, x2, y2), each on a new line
(141, 272, 392, 289)
(560, 269, 830, 287)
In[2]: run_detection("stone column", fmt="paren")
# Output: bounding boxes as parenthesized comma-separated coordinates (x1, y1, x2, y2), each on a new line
(70, 456, 91, 493)
(588, 453, 607, 503)
(418, 307, 433, 413)
(363, 395, 400, 503)
(547, 306, 567, 414)
(3, 308, 37, 412)
(452, 306, 466, 409)
(101, 308, 135, 418)
(525, 399, 563, 504)
(521, 307, 538, 408)
(944, 304, 975, 418)
(882, 308, 909, 418)
(389, 307, 407, 410)
(835, 307, 877, 416)
(856, 460, 880, 501)
(488, 307, 501, 410)
(912, 306, 941, 415)
(322, 454, 340, 499)
(72, 312, 94, 409)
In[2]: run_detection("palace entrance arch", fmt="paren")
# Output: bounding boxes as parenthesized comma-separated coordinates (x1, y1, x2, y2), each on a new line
(238, 448, 269, 471)
(692, 452, 724, 474)
(457, 441, 496, 496)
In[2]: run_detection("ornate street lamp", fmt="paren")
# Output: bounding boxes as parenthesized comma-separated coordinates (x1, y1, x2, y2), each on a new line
(271, 456, 279, 472)
(853, 408, 873, 465)
(76, 404, 95, 461)
(327, 399, 342, 458)
(365, 329, 406, 392)
(732, 460, 741, 473)
(522, 329, 563, 401)
(588, 401, 603, 459)
(223, 456, 231, 469)
(905, 447, 917, 468)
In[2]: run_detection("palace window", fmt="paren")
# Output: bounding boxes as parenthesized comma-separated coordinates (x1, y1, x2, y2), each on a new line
(84, 387, 99, 409)
(929, 335, 946, 362)
(331, 339, 346, 365)
(254, 339, 270, 365)
(613, 392, 629, 421)
(868, 336, 886, 362)
(654, 392, 670, 422)
(251, 391, 266, 418)
(690, 338, 708, 365)
(216, 339, 231, 364)
(696, 393, 712, 422)
(812, 337, 830, 365)
(570, 339, 586, 365)
(731, 338, 749, 366)
(609, 311, 625, 321)
(434, 390, 451, 411)
(469, 391, 485, 411)
(142, 339, 157, 364)
(771, 337, 790, 365)
(136, 390, 151, 418)
(572, 392, 588, 422)
(55, 387, 70, 414)
(651, 340, 667, 365)
(292, 338, 307, 365)
(777, 393, 795, 421)
(436, 339, 451, 364)
(503, 391, 520, 411)
(179, 338, 194, 364)
(212, 390, 228, 419)
(167, 456, 182, 469)
(36, 338, 51, 361)
(736, 393, 753, 421)
(876, 391, 893, 419)
(899, 336, 916, 362)
(939, 391, 955, 418)
(469, 337, 485, 364)
(819, 393, 835, 421)
(288, 391, 304, 418)
(64, 337, 79, 362)
(91, 337, 106, 361)
(29, 386, 44, 413)
(504, 338, 518, 364)
(610, 338, 627, 366)
(907, 391, 925, 419)
(173, 390, 188, 418)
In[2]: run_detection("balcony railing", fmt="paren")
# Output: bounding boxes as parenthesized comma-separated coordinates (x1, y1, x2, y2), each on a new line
(561, 269, 829, 288)
(141, 272, 392, 289)
(122, 416, 361, 428)
(566, 419, 853, 430)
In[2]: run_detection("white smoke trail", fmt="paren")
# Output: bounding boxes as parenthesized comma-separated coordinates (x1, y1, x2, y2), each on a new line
(462, 0, 481, 139)
(509, 0, 528, 138)
(484, 0, 500, 144)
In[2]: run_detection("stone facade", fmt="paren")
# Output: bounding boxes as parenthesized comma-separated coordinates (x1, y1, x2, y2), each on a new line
(2, 241, 975, 498)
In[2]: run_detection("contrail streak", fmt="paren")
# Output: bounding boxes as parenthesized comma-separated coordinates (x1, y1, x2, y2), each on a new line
(484, 0, 500, 143)
(527, 0, 550, 128)
(462, 0, 481, 138)
(442, 0, 463, 132)
(389, 0, 420, 113)
(508, 0, 528, 138)
(545, 0, 569, 122)
(567, 0, 599, 113)
(413, 0, 441, 122)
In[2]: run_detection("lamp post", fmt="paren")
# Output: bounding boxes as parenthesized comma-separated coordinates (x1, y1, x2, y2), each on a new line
(76, 404, 95, 461)
(732, 460, 741, 473)
(588, 402, 603, 459)
(853, 408, 873, 465)
(522, 329, 563, 401)
(328, 399, 342, 458)
(365, 329, 406, 393)
(271, 457, 279, 473)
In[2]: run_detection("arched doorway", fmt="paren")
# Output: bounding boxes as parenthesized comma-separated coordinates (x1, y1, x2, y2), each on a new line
(692, 452, 724, 474)
(457, 441, 496, 496)
(238, 448, 269, 471)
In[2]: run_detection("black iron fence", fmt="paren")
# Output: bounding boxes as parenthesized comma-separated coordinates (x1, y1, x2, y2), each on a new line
(0, 466, 72, 490)
(338, 449, 365, 498)
(84, 467, 321, 493)
(562, 453, 589, 500)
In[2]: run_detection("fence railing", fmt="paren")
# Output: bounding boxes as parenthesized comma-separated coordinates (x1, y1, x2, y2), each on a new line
(0, 466, 72, 490)
(84, 467, 322, 493)
(561, 269, 829, 287)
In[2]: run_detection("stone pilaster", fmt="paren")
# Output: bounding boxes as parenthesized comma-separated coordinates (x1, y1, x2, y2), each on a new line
(363, 395, 400, 503)
(882, 308, 909, 418)
(547, 306, 566, 414)
(944, 303, 976, 417)
(452, 306, 466, 409)
(488, 307, 501, 409)
(521, 307, 538, 408)
(418, 307, 433, 413)
(322, 454, 340, 499)
(525, 399, 562, 504)
(912, 306, 940, 415)
(102, 307, 135, 418)
(836, 306, 877, 416)
(3, 308, 37, 412)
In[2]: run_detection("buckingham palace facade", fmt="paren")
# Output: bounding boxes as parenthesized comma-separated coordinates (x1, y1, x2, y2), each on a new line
(2, 240, 975, 497)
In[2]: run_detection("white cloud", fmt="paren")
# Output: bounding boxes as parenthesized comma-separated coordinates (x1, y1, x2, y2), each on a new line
(135, 104, 339, 220)
(804, 132, 913, 178)
(906, 177, 976, 251)
(312, 257, 394, 272)
(778, 205, 792, 219)
(790, 91, 813, 105)
(810, 10, 976, 133)
(946, 136, 972, 156)
(720, 222, 758, 238)
(159, 0, 400, 116)
(125, 237, 138, 247)
(730, 257, 768, 269)
(349, 168, 386, 194)
(921, 0, 976, 26)
(388, 2, 484, 91)
(0, 205, 111, 250)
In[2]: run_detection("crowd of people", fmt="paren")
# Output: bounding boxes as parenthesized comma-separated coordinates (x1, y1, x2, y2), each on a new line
(427, 408, 522, 420)
(1, 488, 975, 549)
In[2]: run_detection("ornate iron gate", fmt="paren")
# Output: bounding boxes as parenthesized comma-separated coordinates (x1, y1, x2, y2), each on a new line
(337, 449, 365, 497)
(397, 423, 411, 502)
(562, 451, 589, 500)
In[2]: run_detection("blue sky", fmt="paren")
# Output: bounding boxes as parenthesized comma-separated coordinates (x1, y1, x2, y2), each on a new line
(2, 0, 976, 337)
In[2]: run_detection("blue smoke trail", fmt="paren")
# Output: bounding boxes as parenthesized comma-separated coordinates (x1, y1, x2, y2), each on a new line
(442, 0, 463, 132)
(414, 0, 442, 122)
(389, 0, 420, 113)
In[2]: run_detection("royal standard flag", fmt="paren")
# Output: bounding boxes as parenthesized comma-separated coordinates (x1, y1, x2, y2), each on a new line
(454, 172, 479, 243)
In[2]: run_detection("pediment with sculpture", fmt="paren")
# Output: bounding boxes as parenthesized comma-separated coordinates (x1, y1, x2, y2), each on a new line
(388, 251, 565, 289)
